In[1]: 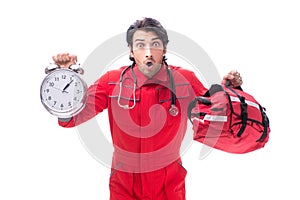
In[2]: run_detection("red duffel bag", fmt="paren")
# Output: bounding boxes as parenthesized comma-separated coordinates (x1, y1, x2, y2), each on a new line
(188, 82, 270, 154)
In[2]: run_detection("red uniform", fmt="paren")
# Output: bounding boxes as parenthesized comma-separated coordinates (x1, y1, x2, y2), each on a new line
(59, 65, 206, 200)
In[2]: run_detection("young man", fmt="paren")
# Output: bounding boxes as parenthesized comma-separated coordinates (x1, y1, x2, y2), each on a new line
(53, 17, 242, 200)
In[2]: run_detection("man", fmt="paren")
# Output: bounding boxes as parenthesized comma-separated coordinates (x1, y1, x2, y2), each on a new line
(53, 17, 242, 200)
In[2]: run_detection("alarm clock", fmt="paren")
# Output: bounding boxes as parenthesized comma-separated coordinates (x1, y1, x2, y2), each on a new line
(40, 63, 87, 118)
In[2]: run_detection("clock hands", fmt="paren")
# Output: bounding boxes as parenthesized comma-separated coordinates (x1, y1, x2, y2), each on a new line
(62, 79, 74, 93)
(51, 86, 68, 93)
(49, 79, 74, 94)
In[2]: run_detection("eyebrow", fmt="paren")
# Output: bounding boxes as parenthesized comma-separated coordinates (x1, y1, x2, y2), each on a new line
(134, 37, 161, 42)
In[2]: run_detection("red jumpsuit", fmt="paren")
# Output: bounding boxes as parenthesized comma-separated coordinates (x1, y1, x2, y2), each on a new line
(59, 65, 206, 200)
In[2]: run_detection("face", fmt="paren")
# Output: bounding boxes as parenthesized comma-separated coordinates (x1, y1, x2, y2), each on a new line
(130, 30, 166, 78)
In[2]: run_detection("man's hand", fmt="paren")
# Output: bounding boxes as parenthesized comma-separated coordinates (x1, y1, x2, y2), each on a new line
(52, 53, 77, 68)
(221, 70, 243, 87)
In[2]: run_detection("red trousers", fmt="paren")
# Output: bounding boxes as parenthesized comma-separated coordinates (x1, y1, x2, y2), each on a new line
(109, 159, 187, 200)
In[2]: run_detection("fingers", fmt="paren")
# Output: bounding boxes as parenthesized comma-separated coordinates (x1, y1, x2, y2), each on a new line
(222, 70, 243, 87)
(52, 53, 77, 68)
(52, 53, 76, 63)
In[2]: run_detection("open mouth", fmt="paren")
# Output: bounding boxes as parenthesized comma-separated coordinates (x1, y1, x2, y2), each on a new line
(146, 61, 153, 67)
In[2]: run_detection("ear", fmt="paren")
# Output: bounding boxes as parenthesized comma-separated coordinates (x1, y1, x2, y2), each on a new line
(163, 48, 167, 55)
(130, 50, 134, 59)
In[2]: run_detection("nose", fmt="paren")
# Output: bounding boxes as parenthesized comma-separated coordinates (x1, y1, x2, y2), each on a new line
(145, 48, 153, 58)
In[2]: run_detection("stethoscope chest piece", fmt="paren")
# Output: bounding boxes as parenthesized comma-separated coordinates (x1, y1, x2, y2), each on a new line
(169, 104, 179, 116)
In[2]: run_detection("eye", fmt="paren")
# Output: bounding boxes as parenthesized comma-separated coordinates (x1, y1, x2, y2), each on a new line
(136, 43, 144, 48)
(152, 41, 161, 47)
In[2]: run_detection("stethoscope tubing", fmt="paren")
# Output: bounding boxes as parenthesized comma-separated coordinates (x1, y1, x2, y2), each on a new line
(118, 63, 137, 109)
(117, 58, 178, 116)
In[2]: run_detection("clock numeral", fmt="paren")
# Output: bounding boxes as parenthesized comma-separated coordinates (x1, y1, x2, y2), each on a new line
(68, 102, 72, 107)
(48, 96, 52, 100)
(53, 101, 57, 105)
(62, 75, 67, 79)
(55, 77, 59, 81)
(73, 97, 78, 101)
(45, 89, 50, 93)
(49, 82, 54, 87)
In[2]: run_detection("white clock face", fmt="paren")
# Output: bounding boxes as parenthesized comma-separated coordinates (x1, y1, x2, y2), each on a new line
(40, 69, 87, 118)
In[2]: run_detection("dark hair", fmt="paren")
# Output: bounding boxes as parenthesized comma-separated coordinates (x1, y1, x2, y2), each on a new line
(126, 17, 169, 49)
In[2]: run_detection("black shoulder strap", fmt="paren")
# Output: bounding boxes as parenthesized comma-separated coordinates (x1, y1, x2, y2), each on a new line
(225, 81, 248, 137)
(256, 105, 269, 142)
(225, 81, 269, 142)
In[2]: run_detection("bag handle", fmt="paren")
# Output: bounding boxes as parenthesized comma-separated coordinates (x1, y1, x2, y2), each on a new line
(187, 96, 211, 123)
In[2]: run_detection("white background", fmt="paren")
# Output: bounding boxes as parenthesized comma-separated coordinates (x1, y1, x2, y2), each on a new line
(1, 0, 299, 199)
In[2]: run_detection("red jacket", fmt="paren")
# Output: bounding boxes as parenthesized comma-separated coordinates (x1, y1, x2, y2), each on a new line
(59, 65, 206, 199)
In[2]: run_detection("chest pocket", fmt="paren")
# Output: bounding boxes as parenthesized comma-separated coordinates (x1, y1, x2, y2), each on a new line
(108, 82, 141, 102)
(157, 83, 190, 103)
(156, 83, 190, 126)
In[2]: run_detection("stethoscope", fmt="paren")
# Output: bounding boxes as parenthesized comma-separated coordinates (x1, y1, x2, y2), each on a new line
(117, 56, 179, 116)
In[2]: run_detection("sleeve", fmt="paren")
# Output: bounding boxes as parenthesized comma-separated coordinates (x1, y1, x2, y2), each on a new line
(188, 71, 207, 98)
(58, 71, 110, 128)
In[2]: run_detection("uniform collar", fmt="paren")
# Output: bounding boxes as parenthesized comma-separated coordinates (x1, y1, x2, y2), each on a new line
(132, 64, 169, 87)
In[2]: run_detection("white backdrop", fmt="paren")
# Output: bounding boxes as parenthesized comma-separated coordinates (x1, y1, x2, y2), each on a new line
(1, 0, 299, 199)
